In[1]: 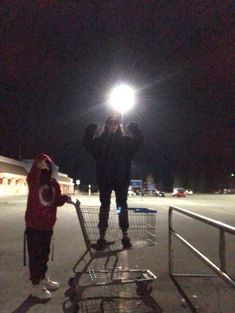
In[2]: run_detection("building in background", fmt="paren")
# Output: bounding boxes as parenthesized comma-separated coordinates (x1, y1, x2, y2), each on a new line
(58, 172, 74, 194)
(0, 155, 74, 196)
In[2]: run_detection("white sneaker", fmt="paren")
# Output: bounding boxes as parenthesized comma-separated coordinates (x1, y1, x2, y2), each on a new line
(30, 283, 51, 300)
(41, 277, 60, 291)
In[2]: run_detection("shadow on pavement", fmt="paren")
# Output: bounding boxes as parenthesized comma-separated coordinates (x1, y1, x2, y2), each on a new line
(11, 296, 50, 313)
(63, 294, 163, 313)
(170, 275, 199, 313)
(63, 274, 164, 313)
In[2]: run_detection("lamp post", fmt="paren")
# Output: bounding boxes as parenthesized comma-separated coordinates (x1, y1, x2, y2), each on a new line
(108, 84, 135, 126)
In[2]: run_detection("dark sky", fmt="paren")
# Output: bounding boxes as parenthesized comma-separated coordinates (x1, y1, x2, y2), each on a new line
(1, 1, 234, 191)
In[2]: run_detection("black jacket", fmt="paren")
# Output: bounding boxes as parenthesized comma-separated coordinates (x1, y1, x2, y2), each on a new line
(83, 125, 143, 186)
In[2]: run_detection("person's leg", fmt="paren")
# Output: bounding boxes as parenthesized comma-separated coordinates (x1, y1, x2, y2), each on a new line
(26, 227, 51, 299)
(98, 185, 112, 238)
(39, 230, 52, 281)
(39, 230, 60, 291)
(96, 185, 112, 249)
(114, 184, 129, 231)
(114, 184, 132, 248)
(26, 227, 44, 285)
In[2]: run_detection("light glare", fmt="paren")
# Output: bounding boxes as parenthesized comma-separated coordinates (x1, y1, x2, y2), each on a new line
(109, 84, 135, 114)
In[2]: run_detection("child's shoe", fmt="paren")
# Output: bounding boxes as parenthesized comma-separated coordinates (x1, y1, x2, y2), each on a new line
(41, 277, 60, 291)
(30, 283, 51, 300)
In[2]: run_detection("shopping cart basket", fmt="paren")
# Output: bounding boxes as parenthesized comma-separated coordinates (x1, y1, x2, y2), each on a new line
(69, 200, 157, 296)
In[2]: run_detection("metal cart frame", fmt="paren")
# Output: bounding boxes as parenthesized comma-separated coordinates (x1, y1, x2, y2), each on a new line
(69, 199, 157, 296)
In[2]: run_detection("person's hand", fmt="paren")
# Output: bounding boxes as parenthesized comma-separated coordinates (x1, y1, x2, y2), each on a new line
(65, 196, 72, 203)
(86, 123, 97, 133)
(36, 159, 50, 170)
(127, 122, 139, 133)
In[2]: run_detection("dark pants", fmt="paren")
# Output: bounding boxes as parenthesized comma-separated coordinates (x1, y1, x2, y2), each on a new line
(26, 227, 53, 285)
(98, 183, 129, 234)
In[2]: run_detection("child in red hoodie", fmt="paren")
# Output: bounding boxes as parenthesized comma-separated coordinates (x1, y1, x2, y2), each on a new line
(25, 153, 71, 300)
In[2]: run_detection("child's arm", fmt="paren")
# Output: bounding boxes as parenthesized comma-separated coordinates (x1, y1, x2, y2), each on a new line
(27, 156, 49, 189)
(53, 179, 71, 206)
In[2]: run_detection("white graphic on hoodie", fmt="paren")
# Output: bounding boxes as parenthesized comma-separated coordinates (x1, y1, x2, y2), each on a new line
(39, 185, 55, 206)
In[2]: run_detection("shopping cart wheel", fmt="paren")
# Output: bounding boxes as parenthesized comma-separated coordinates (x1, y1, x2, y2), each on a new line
(136, 282, 153, 296)
(68, 277, 79, 288)
(68, 274, 82, 287)
(68, 277, 76, 287)
(71, 303, 79, 313)
(63, 301, 80, 313)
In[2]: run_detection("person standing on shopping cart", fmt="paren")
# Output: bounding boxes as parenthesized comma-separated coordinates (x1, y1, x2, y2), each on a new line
(83, 115, 144, 250)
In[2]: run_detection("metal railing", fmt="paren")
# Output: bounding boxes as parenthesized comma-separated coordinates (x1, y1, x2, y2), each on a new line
(168, 206, 235, 311)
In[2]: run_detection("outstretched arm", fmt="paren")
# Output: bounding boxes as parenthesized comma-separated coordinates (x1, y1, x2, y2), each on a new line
(83, 123, 97, 155)
(53, 179, 71, 207)
(127, 122, 144, 153)
(27, 154, 49, 190)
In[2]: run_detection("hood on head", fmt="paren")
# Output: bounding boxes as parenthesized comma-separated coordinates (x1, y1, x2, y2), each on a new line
(32, 153, 53, 179)
(34, 153, 52, 168)
(35, 154, 59, 179)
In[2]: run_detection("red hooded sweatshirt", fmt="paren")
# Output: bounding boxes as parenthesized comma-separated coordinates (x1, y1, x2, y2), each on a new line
(25, 153, 69, 231)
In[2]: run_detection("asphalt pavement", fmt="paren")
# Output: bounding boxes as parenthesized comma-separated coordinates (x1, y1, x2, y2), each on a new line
(0, 194, 235, 313)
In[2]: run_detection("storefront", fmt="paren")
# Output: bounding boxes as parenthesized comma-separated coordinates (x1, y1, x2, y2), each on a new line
(0, 156, 28, 196)
(0, 155, 74, 196)
(58, 173, 74, 194)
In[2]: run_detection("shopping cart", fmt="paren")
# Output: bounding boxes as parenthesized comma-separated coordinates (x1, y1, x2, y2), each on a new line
(69, 199, 157, 296)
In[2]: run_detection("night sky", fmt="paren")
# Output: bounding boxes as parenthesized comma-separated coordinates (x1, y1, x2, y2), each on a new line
(1, 1, 234, 191)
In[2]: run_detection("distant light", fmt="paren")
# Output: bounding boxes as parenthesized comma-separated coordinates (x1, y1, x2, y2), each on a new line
(231, 173, 235, 177)
(109, 84, 135, 114)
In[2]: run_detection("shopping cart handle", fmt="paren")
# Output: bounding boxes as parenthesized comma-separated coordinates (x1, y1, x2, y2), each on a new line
(67, 199, 80, 206)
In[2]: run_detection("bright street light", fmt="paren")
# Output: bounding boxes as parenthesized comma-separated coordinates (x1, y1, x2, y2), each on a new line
(108, 84, 135, 124)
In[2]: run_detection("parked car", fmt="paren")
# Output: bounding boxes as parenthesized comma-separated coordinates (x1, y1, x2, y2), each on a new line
(134, 188, 141, 195)
(185, 189, 193, 195)
(172, 188, 186, 197)
(223, 188, 235, 194)
(141, 188, 155, 196)
(154, 189, 165, 197)
(128, 189, 136, 196)
(128, 186, 136, 197)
